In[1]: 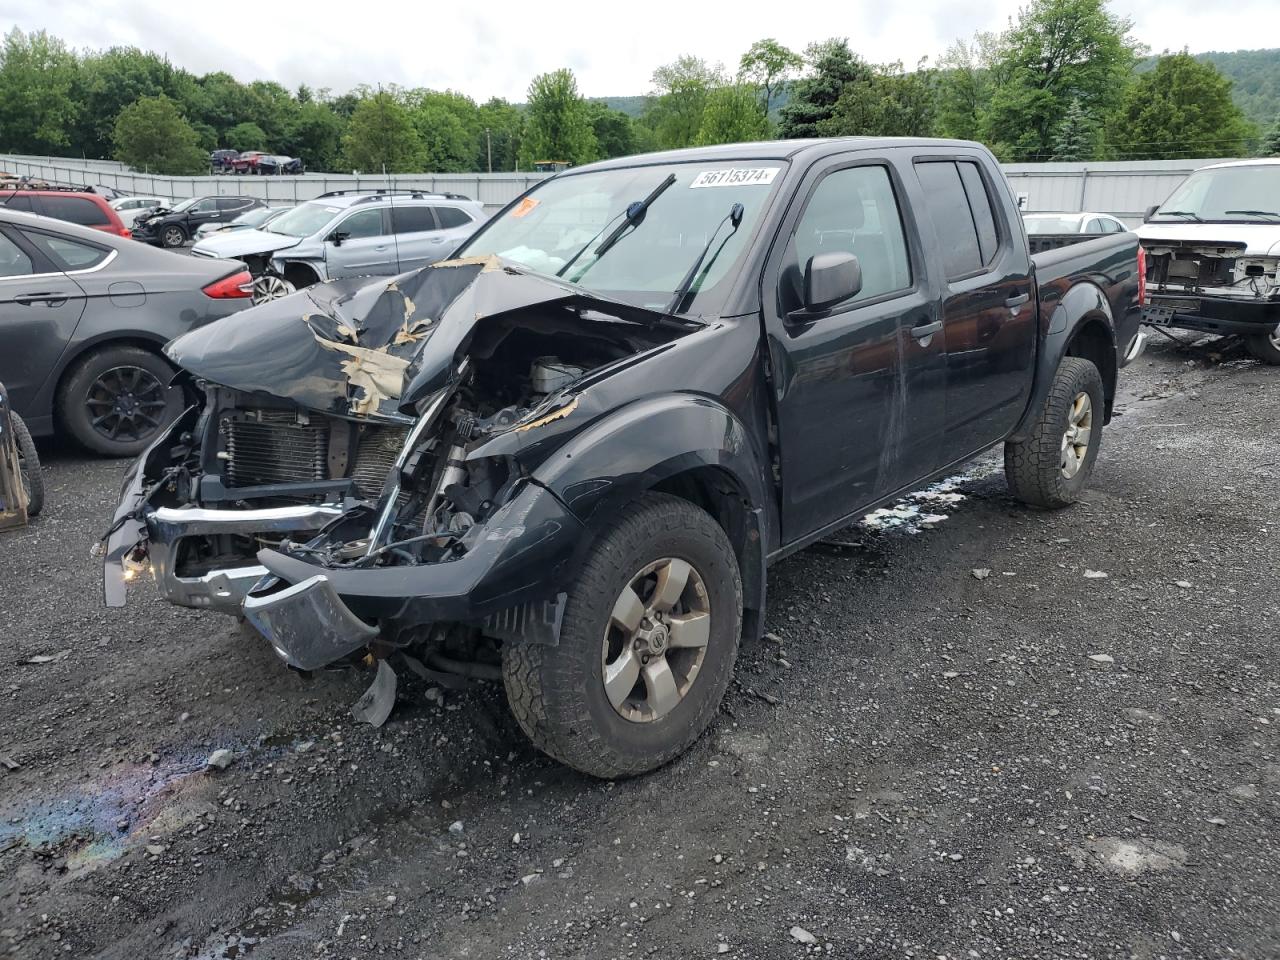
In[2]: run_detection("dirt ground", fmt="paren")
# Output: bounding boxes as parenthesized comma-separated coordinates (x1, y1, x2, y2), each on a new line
(2, 335, 1278, 960)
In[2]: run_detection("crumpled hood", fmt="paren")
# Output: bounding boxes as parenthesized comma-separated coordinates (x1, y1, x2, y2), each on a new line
(190, 228, 301, 259)
(165, 255, 668, 420)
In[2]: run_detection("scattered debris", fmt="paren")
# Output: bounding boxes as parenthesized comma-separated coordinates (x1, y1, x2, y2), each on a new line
(448, 821, 465, 836)
(1084, 569, 1109, 579)
(205, 749, 234, 770)
(0, 754, 19, 771)
(1088, 654, 1115, 664)
(1174, 580, 1193, 589)
(971, 568, 991, 580)
(19, 649, 71, 665)
(351, 660, 398, 727)
(789, 926, 818, 945)
(1069, 838, 1188, 875)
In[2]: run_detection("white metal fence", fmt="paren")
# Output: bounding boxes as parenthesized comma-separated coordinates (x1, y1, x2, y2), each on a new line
(0, 152, 1239, 221)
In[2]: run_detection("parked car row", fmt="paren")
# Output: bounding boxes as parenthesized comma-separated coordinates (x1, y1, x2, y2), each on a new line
(210, 149, 304, 175)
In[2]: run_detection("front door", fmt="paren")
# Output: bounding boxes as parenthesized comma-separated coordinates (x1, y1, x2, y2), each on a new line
(0, 227, 86, 416)
(911, 158, 1036, 465)
(764, 158, 935, 542)
(324, 207, 395, 279)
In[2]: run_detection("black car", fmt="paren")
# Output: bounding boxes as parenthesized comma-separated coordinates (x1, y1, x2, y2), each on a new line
(0, 207, 254, 455)
(210, 149, 239, 171)
(256, 155, 304, 175)
(105, 138, 1142, 776)
(132, 196, 264, 248)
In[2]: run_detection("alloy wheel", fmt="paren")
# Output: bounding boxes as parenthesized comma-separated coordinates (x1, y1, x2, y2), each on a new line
(252, 274, 296, 304)
(602, 557, 711, 723)
(163, 226, 185, 247)
(1060, 391, 1093, 479)
(84, 365, 168, 443)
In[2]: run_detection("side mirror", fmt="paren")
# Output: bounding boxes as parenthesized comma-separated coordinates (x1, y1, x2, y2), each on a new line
(803, 252, 862, 313)
(328, 231, 349, 246)
(1144, 204, 1159, 223)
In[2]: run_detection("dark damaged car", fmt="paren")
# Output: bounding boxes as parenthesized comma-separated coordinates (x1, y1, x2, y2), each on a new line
(103, 138, 1143, 777)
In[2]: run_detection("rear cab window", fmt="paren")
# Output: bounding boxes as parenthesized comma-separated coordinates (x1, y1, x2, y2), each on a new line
(914, 159, 1002, 280)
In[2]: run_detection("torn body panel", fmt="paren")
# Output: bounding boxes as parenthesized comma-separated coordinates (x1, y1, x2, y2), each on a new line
(1140, 238, 1280, 337)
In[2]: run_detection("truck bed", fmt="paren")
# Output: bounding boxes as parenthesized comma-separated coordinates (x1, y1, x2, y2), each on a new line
(1030, 231, 1143, 363)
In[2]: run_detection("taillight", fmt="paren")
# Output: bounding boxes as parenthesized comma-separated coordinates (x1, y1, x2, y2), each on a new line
(202, 269, 254, 299)
(1137, 245, 1147, 306)
(118, 226, 131, 239)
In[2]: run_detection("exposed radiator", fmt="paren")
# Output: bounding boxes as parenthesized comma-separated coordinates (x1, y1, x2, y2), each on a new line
(222, 411, 328, 488)
(350, 425, 409, 500)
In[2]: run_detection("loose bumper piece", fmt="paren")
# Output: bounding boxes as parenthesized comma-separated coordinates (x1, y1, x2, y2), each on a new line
(242, 574, 379, 671)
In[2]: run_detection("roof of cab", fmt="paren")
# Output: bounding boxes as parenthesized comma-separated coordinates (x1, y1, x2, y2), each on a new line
(569, 137, 991, 174)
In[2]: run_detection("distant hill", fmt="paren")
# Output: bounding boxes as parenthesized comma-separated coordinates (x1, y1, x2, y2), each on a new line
(1139, 48, 1280, 129)
(589, 96, 651, 118)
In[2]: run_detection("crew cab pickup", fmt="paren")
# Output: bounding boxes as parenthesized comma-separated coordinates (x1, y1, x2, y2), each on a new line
(1136, 158, 1280, 364)
(102, 138, 1142, 778)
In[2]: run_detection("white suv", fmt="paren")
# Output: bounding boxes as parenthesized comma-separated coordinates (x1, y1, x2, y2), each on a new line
(190, 189, 488, 302)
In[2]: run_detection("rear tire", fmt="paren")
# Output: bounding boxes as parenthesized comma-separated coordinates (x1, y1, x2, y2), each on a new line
(1004, 356, 1104, 509)
(57, 346, 182, 457)
(12, 413, 43, 517)
(502, 493, 742, 779)
(1245, 330, 1280, 366)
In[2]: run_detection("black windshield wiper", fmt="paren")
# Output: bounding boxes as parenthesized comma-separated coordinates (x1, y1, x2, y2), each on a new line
(1224, 209, 1280, 221)
(662, 202, 745, 318)
(1155, 210, 1203, 222)
(592, 173, 677, 261)
(555, 207, 628, 279)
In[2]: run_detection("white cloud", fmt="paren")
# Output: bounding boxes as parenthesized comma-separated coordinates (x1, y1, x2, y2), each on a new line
(1, 0, 1272, 101)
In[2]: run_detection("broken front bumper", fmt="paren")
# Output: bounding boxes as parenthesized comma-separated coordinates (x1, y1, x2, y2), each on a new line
(241, 479, 584, 670)
(1143, 293, 1280, 337)
(102, 415, 345, 612)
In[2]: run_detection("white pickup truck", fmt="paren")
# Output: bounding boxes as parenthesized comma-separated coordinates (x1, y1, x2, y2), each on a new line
(1136, 158, 1280, 364)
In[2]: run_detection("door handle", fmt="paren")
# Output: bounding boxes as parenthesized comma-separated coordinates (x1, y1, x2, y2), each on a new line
(910, 320, 943, 340)
(430, 237, 445, 243)
(1005, 292, 1031, 308)
(15, 292, 68, 307)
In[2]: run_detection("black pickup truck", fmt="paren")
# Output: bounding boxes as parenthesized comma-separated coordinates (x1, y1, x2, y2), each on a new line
(103, 138, 1142, 778)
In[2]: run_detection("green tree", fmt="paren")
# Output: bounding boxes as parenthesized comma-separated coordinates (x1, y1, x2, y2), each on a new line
(408, 90, 482, 172)
(70, 46, 191, 158)
(822, 59, 936, 138)
(341, 90, 424, 173)
(1266, 124, 1280, 157)
(1106, 51, 1257, 159)
(777, 39, 874, 139)
(0, 28, 80, 153)
(112, 94, 207, 174)
(520, 69, 597, 167)
(984, 0, 1142, 161)
(933, 33, 999, 141)
(586, 101, 638, 159)
(225, 121, 267, 151)
(740, 38, 802, 119)
(695, 83, 769, 145)
(644, 56, 721, 149)
(477, 97, 524, 171)
(280, 99, 344, 170)
(1050, 98, 1098, 160)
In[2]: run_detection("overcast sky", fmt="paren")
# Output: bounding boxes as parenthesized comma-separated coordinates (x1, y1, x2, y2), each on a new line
(2, 0, 1273, 102)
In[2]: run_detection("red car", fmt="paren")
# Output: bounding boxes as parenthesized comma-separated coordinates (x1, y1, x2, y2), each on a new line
(230, 151, 267, 175)
(0, 188, 131, 238)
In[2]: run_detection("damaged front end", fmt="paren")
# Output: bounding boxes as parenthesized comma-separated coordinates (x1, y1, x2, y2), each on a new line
(1142, 239, 1280, 336)
(103, 255, 697, 674)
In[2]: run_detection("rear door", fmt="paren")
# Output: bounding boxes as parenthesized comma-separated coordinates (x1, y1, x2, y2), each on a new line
(0, 226, 88, 415)
(389, 204, 446, 272)
(324, 207, 395, 278)
(764, 155, 934, 541)
(911, 157, 1036, 466)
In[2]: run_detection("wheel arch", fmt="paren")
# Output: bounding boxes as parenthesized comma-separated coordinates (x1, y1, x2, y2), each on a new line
(52, 333, 175, 418)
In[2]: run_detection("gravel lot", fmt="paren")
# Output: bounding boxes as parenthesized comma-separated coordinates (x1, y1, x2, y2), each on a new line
(2, 336, 1278, 960)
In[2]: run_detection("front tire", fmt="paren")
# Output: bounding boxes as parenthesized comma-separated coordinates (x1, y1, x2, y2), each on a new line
(57, 346, 182, 457)
(1245, 329, 1280, 365)
(12, 413, 43, 517)
(503, 493, 742, 779)
(1004, 356, 1104, 509)
(252, 273, 297, 304)
(161, 224, 186, 248)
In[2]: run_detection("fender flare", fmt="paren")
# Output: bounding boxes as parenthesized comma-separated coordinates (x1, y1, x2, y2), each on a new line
(531, 393, 773, 632)
(1009, 282, 1117, 442)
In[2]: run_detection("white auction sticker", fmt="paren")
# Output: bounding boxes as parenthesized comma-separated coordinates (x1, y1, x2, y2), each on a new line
(689, 167, 780, 188)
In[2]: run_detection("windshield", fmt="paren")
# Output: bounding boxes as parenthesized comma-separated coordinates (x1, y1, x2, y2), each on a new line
(267, 202, 343, 238)
(1023, 216, 1081, 234)
(170, 197, 198, 213)
(1154, 165, 1280, 222)
(233, 207, 279, 227)
(455, 161, 787, 314)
